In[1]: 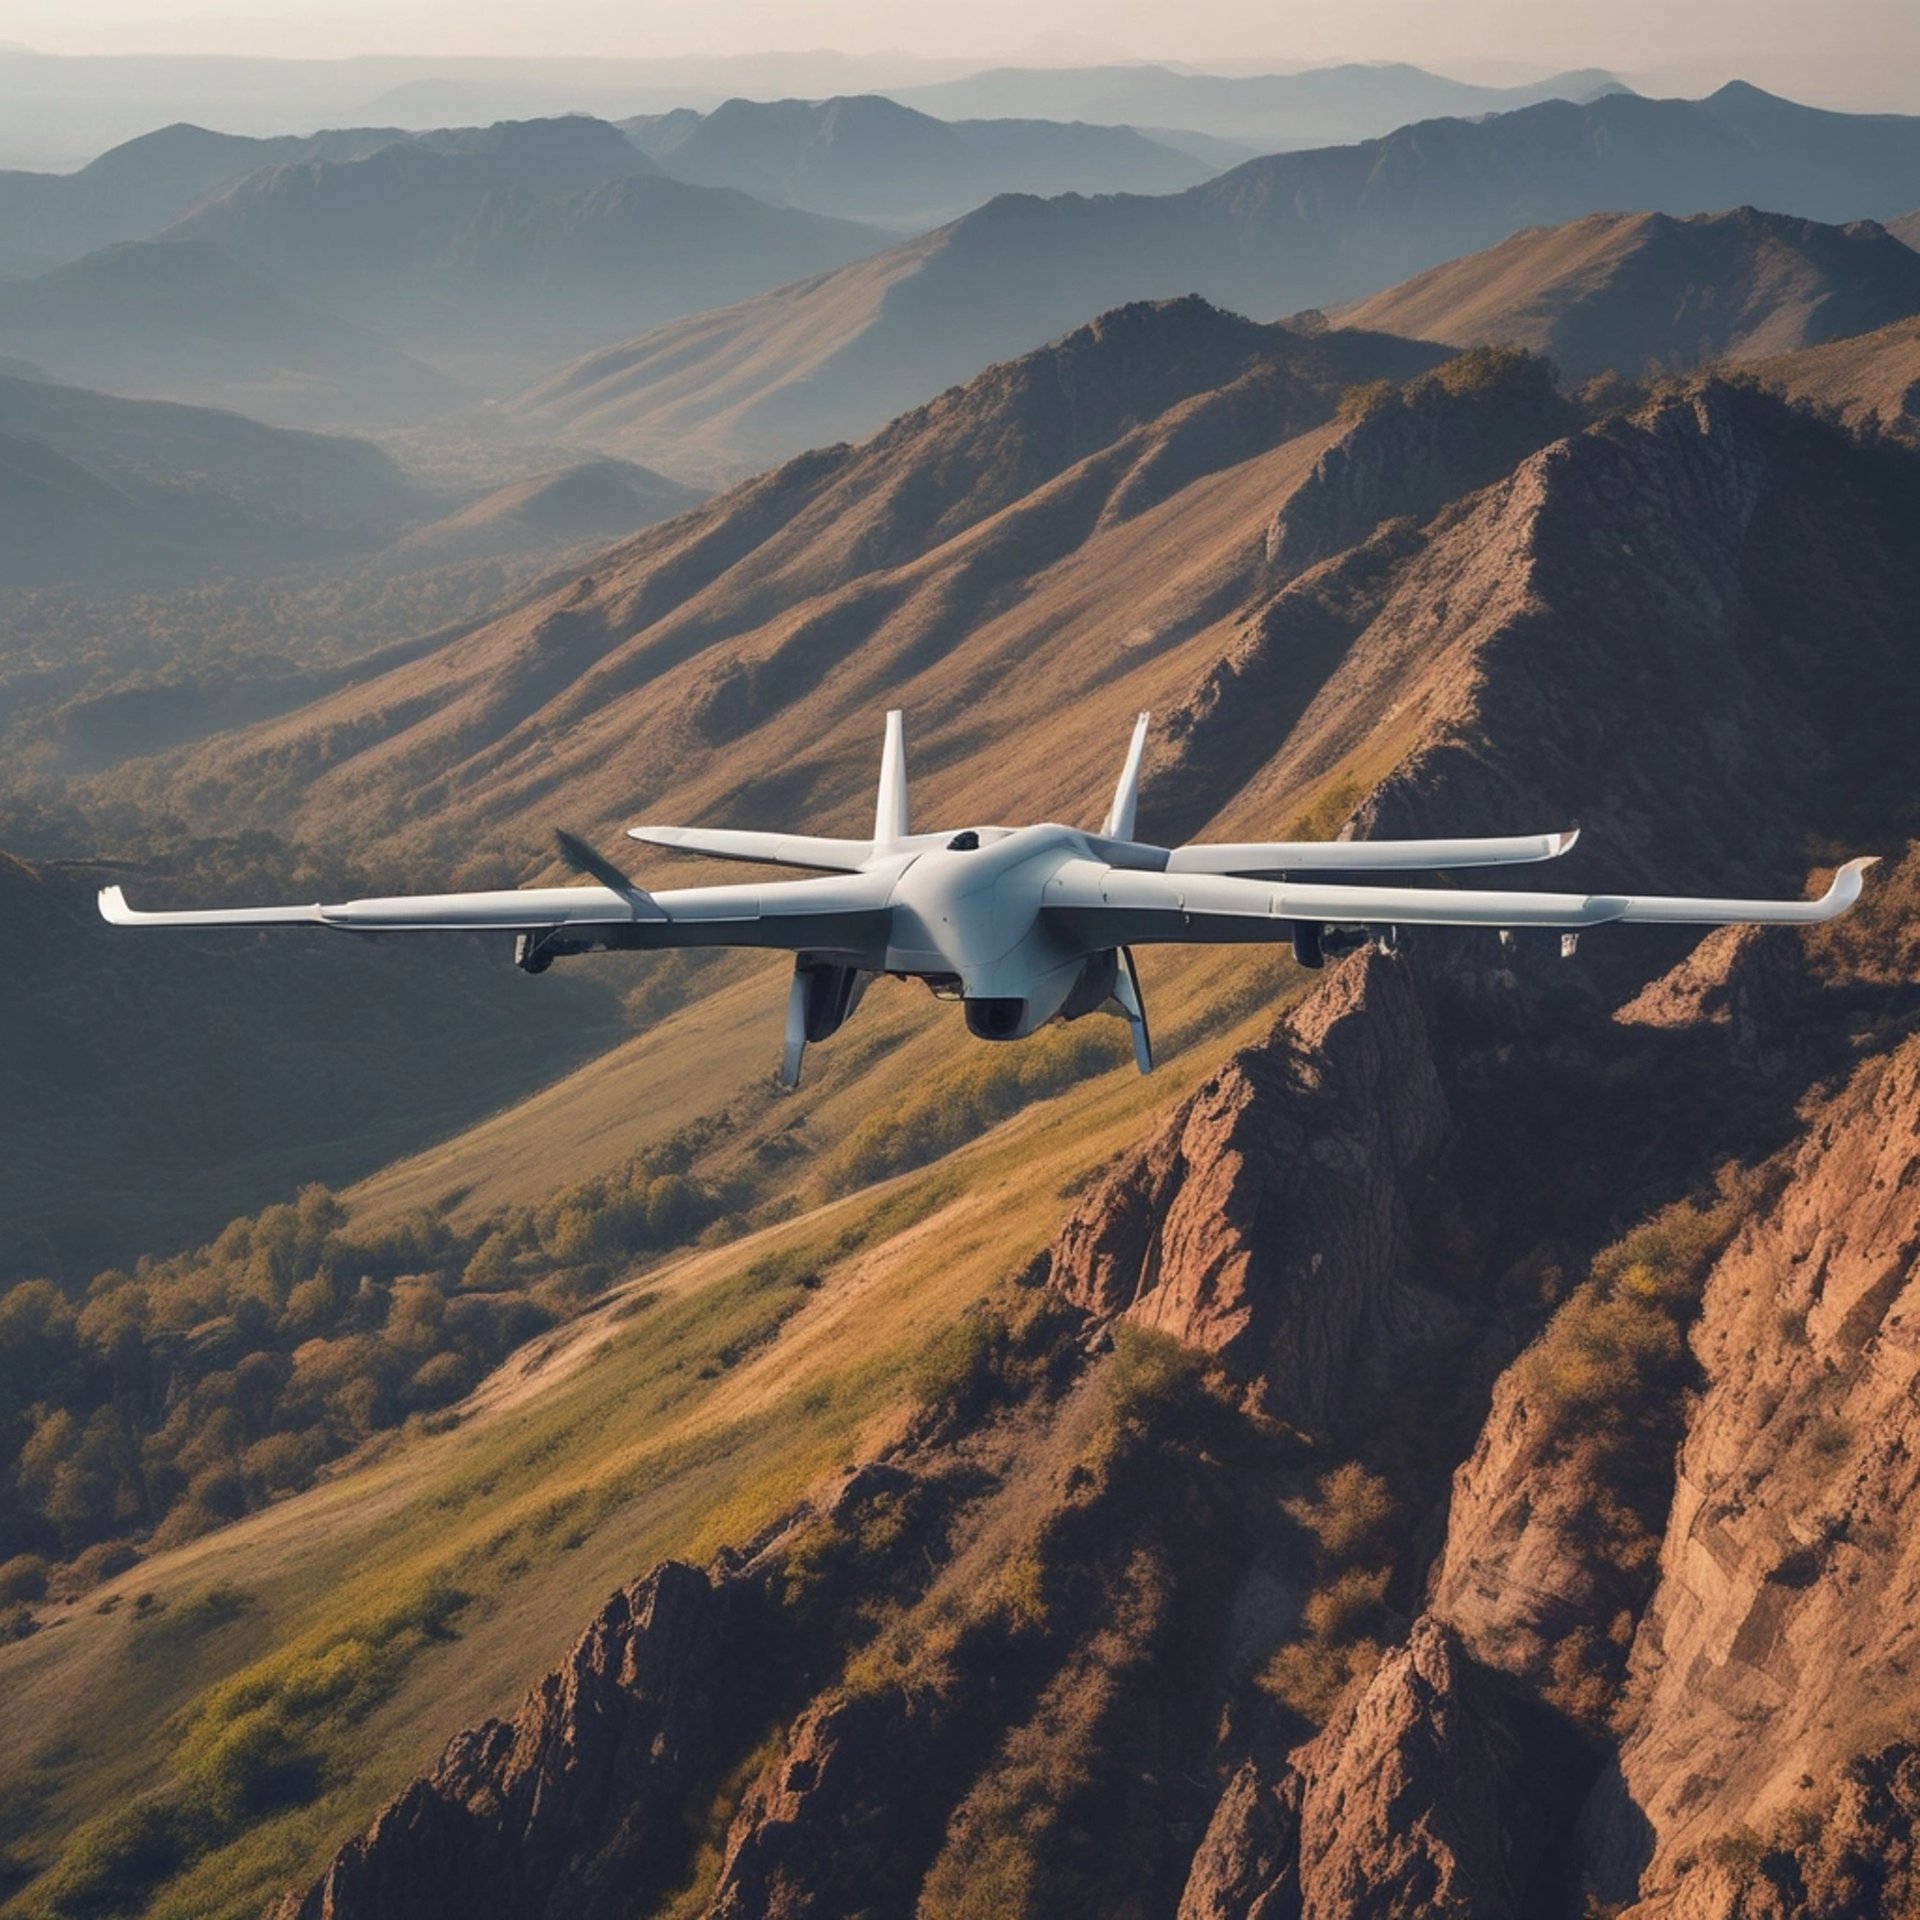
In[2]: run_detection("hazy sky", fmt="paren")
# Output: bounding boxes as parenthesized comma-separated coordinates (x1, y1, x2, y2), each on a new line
(7, 0, 1919, 110)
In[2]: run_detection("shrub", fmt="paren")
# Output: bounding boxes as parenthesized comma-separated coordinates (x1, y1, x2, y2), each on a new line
(39, 1799, 186, 1920)
(53, 1540, 139, 1596)
(911, 1314, 1002, 1421)
(1288, 1463, 1397, 1564)
(188, 1704, 319, 1826)
(1101, 1325, 1209, 1441)
(0, 1551, 49, 1603)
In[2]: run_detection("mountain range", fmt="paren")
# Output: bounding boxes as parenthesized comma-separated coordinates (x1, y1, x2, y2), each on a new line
(621, 93, 1215, 228)
(156, 117, 889, 377)
(0, 369, 428, 584)
(881, 59, 1627, 143)
(0, 50, 1624, 173)
(510, 83, 1920, 478)
(2, 282, 1915, 1920)
(0, 240, 460, 429)
(0, 121, 410, 275)
(7, 66, 1920, 1920)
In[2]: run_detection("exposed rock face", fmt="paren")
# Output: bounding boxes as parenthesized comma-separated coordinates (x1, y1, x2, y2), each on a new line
(1047, 952, 1453, 1429)
(1264, 352, 1577, 577)
(272, 1562, 756, 1920)
(1427, 1351, 1634, 1697)
(707, 1687, 936, 1920)
(1179, 1617, 1565, 1920)
(1579, 1034, 1920, 1909)
(1177, 1764, 1303, 1920)
(1613, 921, 1814, 1072)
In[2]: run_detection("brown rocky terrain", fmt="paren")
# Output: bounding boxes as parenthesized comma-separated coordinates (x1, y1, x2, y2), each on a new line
(266, 865, 1920, 1917)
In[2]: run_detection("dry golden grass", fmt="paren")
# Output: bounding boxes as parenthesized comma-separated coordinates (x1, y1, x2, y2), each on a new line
(0, 917, 1297, 1920)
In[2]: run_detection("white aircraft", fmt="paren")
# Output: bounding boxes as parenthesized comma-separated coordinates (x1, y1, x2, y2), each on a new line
(101, 712, 1874, 1088)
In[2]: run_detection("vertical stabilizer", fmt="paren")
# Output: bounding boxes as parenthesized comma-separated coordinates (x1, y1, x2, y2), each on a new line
(874, 709, 909, 846)
(1100, 711, 1152, 841)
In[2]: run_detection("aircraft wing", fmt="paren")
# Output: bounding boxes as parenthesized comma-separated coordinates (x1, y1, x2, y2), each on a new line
(1164, 829, 1579, 875)
(99, 870, 896, 957)
(1040, 857, 1876, 945)
(625, 826, 877, 872)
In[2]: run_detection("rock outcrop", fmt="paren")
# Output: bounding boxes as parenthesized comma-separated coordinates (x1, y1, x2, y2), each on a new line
(272, 1562, 758, 1920)
(1614, 921, 1814, 1071)
(1580, 1034, 1920, 1910)
(1179, 1617, 1569, 1920)
(1047, 952, 1453, 1430)
(1264, 350, 1577, 577)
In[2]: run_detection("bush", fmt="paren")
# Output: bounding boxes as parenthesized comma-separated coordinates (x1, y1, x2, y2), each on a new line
(188, 1704, 318, 1826)
(53, 1540, 139, 1596)
(40, 1799, 186, 1920)
(1100, 1324, 1209, 1442)
(0, 1551, 48, 1602)
(911, 1315, 1001, 1421)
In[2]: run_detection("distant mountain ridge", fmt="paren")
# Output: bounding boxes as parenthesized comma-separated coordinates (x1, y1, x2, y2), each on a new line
(0, 121, 410, 273)
(0, 239, 460, 428)
(623, 93, 1215, 227)
(160, 119, 891, 374)
(1336, 206, 1920, 380)
(882, 59, 1627, 143)
(0, 366, 419, 584)
(512, 82, 1920, 478)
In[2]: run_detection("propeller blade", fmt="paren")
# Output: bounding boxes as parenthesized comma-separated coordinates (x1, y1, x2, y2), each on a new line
(1113, 945, 1153, 1075)
(554, 830, 668, 921)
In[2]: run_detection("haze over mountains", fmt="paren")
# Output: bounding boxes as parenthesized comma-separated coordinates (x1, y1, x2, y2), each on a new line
(161, 120, 890, 379)
(0, 50, 1628, 171)
(621, 94, 1214, 228)
(513, 82, 1920, 476)
(882, 59, 1626, 142)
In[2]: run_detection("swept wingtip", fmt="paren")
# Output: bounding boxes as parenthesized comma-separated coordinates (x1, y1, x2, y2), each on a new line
(1827, 854, 1879, 909)
(98, 884, 130, 924)
(1553, 827, 1581, 856)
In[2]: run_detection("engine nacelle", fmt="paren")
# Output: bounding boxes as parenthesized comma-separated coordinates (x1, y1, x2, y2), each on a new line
(793, 959, 868, 1042)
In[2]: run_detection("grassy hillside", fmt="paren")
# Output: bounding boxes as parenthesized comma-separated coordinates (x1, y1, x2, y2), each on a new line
(0, 931, 1296, 1920)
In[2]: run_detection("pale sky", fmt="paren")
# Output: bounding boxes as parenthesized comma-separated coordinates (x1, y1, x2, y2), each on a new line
(5, 0, 1919, 112)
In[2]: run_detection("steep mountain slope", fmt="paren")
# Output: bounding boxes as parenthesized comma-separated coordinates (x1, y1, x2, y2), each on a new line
(624, 93, 1213, 227)
(0, 241, 459, 429)
(0, 122, 409, 275)
(1336, 206, 1920, 380)
(883, 61, 1623, 145)
(240, 378, 1918, 1920)
(163, 121, 891, 377)
(1750, 311, 1920, 444)
(511, 83, 1920, 476)
(152, 300, 1449, 860)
